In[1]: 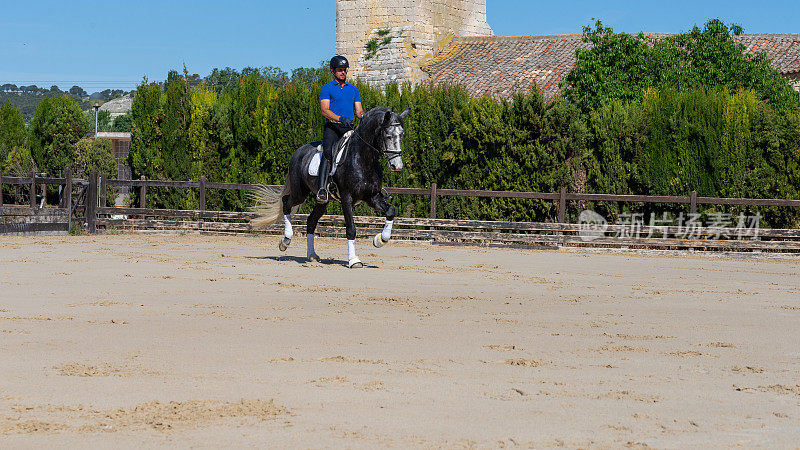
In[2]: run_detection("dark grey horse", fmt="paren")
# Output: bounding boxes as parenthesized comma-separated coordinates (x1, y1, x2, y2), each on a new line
(251, 106, 409, 268)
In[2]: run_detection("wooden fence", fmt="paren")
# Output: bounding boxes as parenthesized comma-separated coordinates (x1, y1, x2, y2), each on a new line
(3, 170, 800, 251)
(0, 170, 73, 235)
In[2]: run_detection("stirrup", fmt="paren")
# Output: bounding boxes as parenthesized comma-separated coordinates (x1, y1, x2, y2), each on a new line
(316, 188, 329, 204)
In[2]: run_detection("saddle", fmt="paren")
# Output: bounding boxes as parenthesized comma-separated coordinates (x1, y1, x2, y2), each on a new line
(308, 130, 353, 177)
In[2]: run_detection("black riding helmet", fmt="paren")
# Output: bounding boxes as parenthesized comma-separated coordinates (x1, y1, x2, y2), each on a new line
(330, 55, 349, 70)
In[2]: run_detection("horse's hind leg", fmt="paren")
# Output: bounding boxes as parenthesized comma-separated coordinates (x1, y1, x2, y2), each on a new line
(279, 193, 294, 252)
(305, 202, 328, 262)
(368, 192, 396, 248)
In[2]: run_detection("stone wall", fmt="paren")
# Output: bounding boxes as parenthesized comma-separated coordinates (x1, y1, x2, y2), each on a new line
(336, 0, 492, 86)
(351, 26, 426, 86)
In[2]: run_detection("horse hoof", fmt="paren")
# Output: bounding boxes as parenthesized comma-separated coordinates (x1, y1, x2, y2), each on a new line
(279, 237, 291, 252)
(373, 234, 388, 248)
(308, 253, 321, 263)
(348, 257, 363, 269)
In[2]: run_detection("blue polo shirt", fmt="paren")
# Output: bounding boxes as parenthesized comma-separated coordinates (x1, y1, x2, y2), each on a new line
(320, 80, 361, 121)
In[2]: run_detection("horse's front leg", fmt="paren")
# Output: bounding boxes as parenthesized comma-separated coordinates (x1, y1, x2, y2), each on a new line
(341, 196, 363, 268)
(369, 192, 396, 248)
(305, 202, 328, 262)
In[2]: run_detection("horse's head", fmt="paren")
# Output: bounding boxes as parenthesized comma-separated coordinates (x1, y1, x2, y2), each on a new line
(379, 108, 409, 171)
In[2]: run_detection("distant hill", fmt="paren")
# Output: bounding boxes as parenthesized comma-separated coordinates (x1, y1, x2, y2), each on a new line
(0, 91, 93, 122)
(0, 88, 128, 122)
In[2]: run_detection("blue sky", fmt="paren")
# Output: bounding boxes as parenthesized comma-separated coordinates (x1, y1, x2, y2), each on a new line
(1, 0, 797, 93)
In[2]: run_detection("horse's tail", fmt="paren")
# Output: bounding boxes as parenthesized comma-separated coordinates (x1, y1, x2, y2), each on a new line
(249, 182, 288, 229)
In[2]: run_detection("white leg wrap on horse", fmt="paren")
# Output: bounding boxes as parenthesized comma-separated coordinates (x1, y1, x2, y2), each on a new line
(381, 220, 393, 242)
(283, 214, 293, 239)
(307, 234, 315, 255)
(347, 239, 361, 267)
(374, 220, 393, 248)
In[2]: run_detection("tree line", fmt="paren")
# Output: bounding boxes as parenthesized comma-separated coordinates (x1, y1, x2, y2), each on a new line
(0, 83, 127, 100)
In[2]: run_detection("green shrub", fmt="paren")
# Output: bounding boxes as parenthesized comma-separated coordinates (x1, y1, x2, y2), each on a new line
(564, 19, 800, 112)
(587, 86, 800, 227)
(75, 137, 117, 205)
(0, 103, 26, 154)
(27, 95, 89, 176)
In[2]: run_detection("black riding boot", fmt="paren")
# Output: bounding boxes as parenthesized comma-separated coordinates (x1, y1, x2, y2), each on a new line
(316, 158, 331, 204)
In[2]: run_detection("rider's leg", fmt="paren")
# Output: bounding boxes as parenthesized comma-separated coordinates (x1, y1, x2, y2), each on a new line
(317, 123, 338, 203)
(316, 159, 331, 204)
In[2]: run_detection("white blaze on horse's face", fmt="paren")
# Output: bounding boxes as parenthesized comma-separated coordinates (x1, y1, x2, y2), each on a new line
(385, 124, 404, 171)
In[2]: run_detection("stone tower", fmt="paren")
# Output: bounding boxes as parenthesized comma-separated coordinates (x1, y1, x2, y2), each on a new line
(335, 0, 493, 86)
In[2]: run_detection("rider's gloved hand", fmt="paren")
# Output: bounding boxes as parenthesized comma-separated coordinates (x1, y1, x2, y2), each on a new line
(339, 116, 354, 128)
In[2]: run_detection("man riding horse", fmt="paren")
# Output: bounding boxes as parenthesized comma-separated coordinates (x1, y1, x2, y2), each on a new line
(250, 55, 409, 268)
(317, 55, 363, 204)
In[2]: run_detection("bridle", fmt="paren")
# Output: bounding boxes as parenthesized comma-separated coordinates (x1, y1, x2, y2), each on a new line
(351, 121, 403, 163)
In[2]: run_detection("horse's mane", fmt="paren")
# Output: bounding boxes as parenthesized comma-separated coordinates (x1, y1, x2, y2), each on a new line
(356, 107, 392, 136)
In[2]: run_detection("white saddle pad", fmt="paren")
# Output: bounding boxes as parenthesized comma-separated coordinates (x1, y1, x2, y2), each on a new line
(308, 130, 353, 176)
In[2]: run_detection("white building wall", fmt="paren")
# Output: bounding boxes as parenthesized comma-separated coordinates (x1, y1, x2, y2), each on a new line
(788, 73, 800, 92)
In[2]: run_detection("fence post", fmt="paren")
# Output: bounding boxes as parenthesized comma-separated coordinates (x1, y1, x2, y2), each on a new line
(40, 174, 47, 208)
(99, 173, 107, 208)
(64, 169, 72, 232)
(198, 176, 206, 228)
(690, 190, 697, 215)
(199, 176, 206, 213)
(59, 171, 65, 208)
(87, 171, 98, 233)
(558, 185, 566, 223)
(429, 182, 437, 219)
(30, 170, 37, 208)
(139, 175, 147, 209)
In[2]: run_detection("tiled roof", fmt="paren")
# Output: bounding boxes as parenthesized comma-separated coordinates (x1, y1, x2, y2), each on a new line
(422, 33, 800, 100)
(735, 33, 800, 74)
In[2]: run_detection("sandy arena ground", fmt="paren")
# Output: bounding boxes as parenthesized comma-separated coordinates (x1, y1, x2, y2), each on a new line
(1, 233, 799, 448)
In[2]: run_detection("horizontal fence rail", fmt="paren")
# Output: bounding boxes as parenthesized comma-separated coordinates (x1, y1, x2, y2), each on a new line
(95, 213, 800, 252)
(0, 170, 76, 235)
(4, 170, 800, 251)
